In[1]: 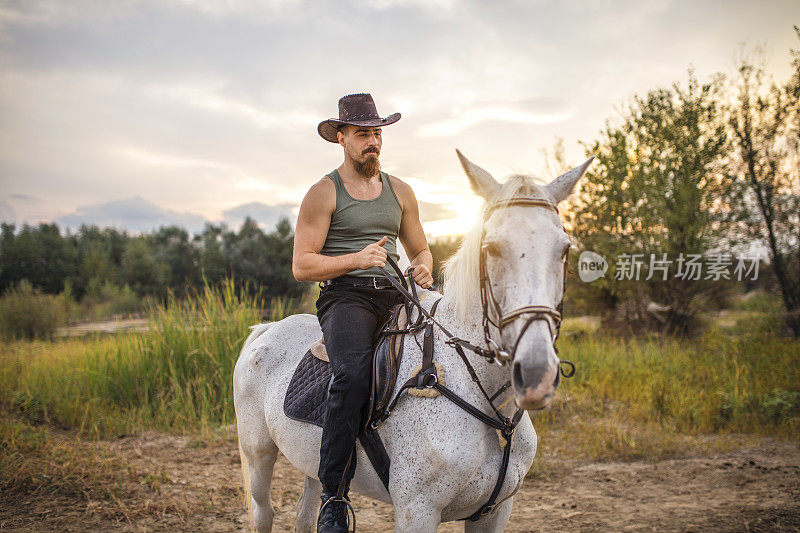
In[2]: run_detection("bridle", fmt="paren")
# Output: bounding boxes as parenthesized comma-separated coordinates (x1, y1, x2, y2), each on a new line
(372, 193, 575, 522)
(477, 197, 570, 371)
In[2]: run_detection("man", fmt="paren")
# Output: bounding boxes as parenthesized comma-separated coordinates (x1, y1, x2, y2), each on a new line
(292, 93, 434, 532)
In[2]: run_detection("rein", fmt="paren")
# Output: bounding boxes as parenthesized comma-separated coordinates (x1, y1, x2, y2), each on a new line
(372, 195, 576, 522)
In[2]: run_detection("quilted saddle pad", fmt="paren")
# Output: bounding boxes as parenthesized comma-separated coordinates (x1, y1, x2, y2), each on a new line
(283, 348, 331, 427)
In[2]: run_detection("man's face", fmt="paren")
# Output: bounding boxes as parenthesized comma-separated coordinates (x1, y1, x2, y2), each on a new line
(338, 125, 382, 176)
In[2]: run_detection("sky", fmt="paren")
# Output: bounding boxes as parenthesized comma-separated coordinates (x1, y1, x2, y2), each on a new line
(1, 0, 798, 239)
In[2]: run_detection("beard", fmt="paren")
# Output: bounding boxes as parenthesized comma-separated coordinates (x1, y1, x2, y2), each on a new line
(354, 152, 381, 178)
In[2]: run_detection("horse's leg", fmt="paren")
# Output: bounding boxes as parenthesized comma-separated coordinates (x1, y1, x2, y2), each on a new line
(241, 438, 279, 533)
(463, 498, 513, 533)
(236, 376, 279, 533)
(295, 475, 322, 533)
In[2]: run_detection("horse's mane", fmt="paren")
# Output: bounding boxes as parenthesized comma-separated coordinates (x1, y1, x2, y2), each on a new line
(441, 173, 550, 323)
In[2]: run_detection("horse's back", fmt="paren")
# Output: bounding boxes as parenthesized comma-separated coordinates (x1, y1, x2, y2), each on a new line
(234, 313, 321, 405)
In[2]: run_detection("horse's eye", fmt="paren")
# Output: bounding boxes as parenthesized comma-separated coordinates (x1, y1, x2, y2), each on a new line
(482, 242, 501, 257)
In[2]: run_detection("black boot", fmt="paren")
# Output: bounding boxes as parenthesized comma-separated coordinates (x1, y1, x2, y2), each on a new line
(317, 485, 352, 533)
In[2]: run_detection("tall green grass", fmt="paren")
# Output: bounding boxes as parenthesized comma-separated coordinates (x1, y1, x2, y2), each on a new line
(1, 282, 797, 445)
(0, 279, 292, 436)
(534, 316, 800, 455)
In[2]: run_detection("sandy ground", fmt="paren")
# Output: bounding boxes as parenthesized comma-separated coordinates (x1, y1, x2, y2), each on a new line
(1, 432, 798, 532)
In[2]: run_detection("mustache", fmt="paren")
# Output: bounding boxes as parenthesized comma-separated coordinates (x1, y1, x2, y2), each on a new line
(363, 148, 380, 155)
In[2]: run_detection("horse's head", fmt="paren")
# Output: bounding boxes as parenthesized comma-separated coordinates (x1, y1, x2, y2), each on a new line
(454, 150, 593, 410)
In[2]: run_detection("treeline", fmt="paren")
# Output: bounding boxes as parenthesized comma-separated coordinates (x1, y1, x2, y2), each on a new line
(0, 217, 306, 303)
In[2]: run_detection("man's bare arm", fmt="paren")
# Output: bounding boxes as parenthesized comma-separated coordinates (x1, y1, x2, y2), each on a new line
(393, 177, 434, 288)
(292, 178, 389, 282)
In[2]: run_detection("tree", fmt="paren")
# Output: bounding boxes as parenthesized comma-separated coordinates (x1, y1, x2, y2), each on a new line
(572, 69, 733, 335)
(120, 236, 166, 296)
(264, 217, 305, 299)
(726, 32, 800, 336)
(150, 225, 201, 295)
(0, 222, 77, 295)
(195, 223, 228, 286)
(223, 217, 306, 299)
(73, 225, 124, 298)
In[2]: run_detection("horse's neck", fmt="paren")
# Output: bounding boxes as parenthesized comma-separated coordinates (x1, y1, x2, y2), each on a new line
(435, 291, 518, 418)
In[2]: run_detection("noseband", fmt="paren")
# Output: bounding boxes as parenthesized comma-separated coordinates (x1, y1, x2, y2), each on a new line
(478, 197, 568, 367)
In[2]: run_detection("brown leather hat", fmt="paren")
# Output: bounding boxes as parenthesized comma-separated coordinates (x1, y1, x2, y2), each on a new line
(318, 93, 401, 143)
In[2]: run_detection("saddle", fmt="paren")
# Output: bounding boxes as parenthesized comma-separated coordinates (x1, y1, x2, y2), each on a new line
(284, 299, 422, 428)
(303, 301, 412, 424)
(283, 292, 437, 493)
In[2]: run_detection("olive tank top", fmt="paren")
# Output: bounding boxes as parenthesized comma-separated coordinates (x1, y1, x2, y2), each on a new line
(319, 168, 402, 278)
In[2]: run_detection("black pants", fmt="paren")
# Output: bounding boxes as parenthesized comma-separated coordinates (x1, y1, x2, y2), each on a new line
(315, 283, 405, 489)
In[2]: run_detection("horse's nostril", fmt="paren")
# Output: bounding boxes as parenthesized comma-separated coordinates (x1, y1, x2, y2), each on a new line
(553, 365, 561, 388)
(512, 361, 524, 390)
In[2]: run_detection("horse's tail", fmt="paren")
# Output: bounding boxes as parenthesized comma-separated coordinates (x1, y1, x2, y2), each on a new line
(237, 322, 273, 531)
(238, 440, 255, 531)
(242, 322, 274, 351)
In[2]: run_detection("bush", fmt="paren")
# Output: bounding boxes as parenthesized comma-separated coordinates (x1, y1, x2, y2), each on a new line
(733, 290, 783, 313)
(0, 281, 64, 340)
(79, 279, 142, 322)
(0, 278, 268, 435)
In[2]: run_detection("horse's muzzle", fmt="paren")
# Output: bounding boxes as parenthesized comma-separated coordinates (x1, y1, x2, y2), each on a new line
(512, 355, 559, 410)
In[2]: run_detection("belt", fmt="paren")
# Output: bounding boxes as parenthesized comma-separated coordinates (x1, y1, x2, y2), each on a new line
(319, 275, 400, 290)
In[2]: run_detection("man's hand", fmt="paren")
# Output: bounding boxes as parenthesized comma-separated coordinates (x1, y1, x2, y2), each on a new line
(409, 263, 434, 289)
(354, 236, 389, 270)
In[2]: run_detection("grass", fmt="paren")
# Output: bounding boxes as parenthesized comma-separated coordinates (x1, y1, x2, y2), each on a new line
(0, 278, 283, 437)
(1, 282, 798, 506)
(2, 286, 797, 442)
(526, 312, 799, 474)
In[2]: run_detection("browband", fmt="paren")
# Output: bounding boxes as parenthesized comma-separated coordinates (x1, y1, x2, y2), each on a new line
(484, 197, 559, 219)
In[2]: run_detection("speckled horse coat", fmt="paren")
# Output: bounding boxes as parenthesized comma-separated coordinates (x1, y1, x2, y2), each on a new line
(233, 151, 593, 532)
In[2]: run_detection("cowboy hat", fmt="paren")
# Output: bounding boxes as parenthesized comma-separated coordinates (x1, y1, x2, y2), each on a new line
(318, 93, 401, 143)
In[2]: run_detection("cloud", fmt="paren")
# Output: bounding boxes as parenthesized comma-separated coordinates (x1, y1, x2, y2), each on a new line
(56, 196, 209, 234)
(222, 202, 296, 230)
(418, 201, 457, 223)
(52, 197, 300, 235)
(417, 98, 576, 137)
(108, 144, 236, 171)
(139, 82, 318, 130)
(1, 0, 798, 237)
(9, 193, 38, 201)
(367, 0, 460, 12)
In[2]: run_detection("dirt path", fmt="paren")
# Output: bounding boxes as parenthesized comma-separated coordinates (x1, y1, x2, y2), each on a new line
(2, 432, 798, 532)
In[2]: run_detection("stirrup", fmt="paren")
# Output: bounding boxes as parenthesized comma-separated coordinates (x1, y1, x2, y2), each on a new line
(319, 495, 356, 533)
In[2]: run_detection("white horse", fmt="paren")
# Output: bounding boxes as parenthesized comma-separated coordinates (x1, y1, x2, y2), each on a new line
(233, 150, 593, 532)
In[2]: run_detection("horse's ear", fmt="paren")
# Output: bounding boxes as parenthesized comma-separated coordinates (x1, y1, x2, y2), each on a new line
(545, 156, 595, 204)
(456, 149, 500, 200)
